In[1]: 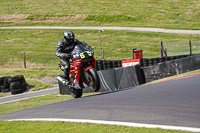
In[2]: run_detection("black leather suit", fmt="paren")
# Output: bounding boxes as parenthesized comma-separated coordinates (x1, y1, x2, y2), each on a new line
(56, 38, 91, 80)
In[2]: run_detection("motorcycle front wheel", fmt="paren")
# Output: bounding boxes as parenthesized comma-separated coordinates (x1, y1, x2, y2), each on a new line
(88, 68, 100, 92)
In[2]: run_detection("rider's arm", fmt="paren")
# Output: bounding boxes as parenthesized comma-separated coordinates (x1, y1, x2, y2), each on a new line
(82, 42, 93, 50)
(56, 40, 68, 58)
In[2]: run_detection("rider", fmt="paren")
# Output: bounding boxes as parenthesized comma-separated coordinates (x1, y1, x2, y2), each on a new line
(56, 31, 92, 85)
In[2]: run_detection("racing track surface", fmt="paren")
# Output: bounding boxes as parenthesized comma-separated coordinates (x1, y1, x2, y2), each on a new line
(0, 75, 200, 130)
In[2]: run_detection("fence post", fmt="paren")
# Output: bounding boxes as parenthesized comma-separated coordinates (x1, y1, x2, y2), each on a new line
(23, 52, 26, 69)
(189, 40, 192, 55)
(102, 49, 104, 60)
(164, 48, 167, 57)
(160, 41, 164, 57)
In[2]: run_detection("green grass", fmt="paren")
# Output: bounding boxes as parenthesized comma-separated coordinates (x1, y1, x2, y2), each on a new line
(0, 0, 200, 29)
(0, 29, 199, 66)
(0, 121, 194, 133)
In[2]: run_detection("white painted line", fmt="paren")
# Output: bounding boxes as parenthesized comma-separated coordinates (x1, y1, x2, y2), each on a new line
(8, 118, 200, 132)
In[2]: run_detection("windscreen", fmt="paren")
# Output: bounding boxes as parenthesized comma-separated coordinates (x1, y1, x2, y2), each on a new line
(72, 44, 88, 55)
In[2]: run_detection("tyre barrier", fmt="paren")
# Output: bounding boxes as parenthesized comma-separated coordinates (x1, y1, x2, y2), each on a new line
(96, 55, 191, 70)
(141, 54, 191, 67)
(102, 60, 107, 70)
(0, 75, 27, 95)
(107, 60, 113, 69)
(0, 76, 11, 93)
(142, 54, 200, 82)
(96, 60, 122, 71)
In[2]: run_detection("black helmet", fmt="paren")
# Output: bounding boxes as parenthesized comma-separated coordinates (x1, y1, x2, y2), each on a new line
(64, 31, 75, 45)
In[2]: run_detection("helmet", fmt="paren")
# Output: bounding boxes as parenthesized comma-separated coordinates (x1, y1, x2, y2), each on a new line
(64, 31, 75, 45)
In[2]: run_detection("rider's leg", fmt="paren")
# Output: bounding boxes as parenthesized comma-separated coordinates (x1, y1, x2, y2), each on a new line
(60, 59, 70, 85)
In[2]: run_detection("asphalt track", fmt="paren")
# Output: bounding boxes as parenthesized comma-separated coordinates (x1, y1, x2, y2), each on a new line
(0, 74, 200, 132)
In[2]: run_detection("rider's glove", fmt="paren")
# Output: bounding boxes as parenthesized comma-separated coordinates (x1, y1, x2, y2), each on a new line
(86, 45, 92, 50)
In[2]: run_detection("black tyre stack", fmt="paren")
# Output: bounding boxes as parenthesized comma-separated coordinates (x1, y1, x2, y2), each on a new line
(107, 60, 113, 69)
(159, 57, 165, 63)
(8, 75, 27, 95)
(170, 56, 176, 61)
(102, 60, 108, 70)
(117, 60, 122, 67)
(165, 57, 171, 61)
(148, 58, 154, 66)
(96, 60, 123, 70)
(97, 60, 103, 71)
(0, 76, 11, 93)
(142, 58, 149, 67)
(153, 58, 159, 65)
(112, 61, 118, 68)
(0, 77, 5, 93)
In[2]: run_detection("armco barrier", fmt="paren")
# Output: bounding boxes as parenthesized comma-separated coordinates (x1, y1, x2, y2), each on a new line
(142, 54, 200, 82)
(97, 69, 118, 92)
(115, 66, 139, 90)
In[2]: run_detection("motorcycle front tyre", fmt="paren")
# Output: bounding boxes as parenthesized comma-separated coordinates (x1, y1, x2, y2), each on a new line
(69, 87, 83, 98)
(88, 68, 100, 92)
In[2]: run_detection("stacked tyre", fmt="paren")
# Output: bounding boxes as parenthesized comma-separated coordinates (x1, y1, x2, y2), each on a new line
(159, 57, 165, 63)
(96, 60, 123, 71)
(107, 60, 113, 69)
(148, 58, 154, 66)
(96, 60, 103, 71)
(112, 61, 118, 68)
(0, 76, 11, 93)
(117, 60, 122, 67)
(142, 58, 149, 67)
(153, 58, 159, 65)
(102, 60, 108, 70)
(8, 75, 27, 95)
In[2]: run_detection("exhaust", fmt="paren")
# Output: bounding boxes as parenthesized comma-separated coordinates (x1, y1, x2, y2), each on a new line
(57, 76, 81, 89)
(56, 76, 66, 85)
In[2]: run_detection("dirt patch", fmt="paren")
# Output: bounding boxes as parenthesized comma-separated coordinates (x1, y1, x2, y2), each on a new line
(34, 76, 58, 87)
(0, 14, 29, 22)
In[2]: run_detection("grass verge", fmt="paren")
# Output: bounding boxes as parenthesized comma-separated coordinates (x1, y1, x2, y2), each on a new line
(0, 120, 194, 133)
(0, 29, 199, 63)
(0, 0, 200, 29)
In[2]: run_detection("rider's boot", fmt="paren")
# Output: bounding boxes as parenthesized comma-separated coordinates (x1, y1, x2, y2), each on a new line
(64, 69, 71, 86)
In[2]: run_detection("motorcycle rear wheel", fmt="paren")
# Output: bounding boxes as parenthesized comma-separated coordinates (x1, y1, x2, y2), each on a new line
(88, 68, 100, 92)
(69, 87, 83, 98)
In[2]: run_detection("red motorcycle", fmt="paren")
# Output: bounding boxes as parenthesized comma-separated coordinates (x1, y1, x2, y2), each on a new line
(57, 44, 100, 98)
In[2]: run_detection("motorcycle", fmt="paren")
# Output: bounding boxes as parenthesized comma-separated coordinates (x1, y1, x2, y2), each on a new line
(57, 44, 100, 98)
